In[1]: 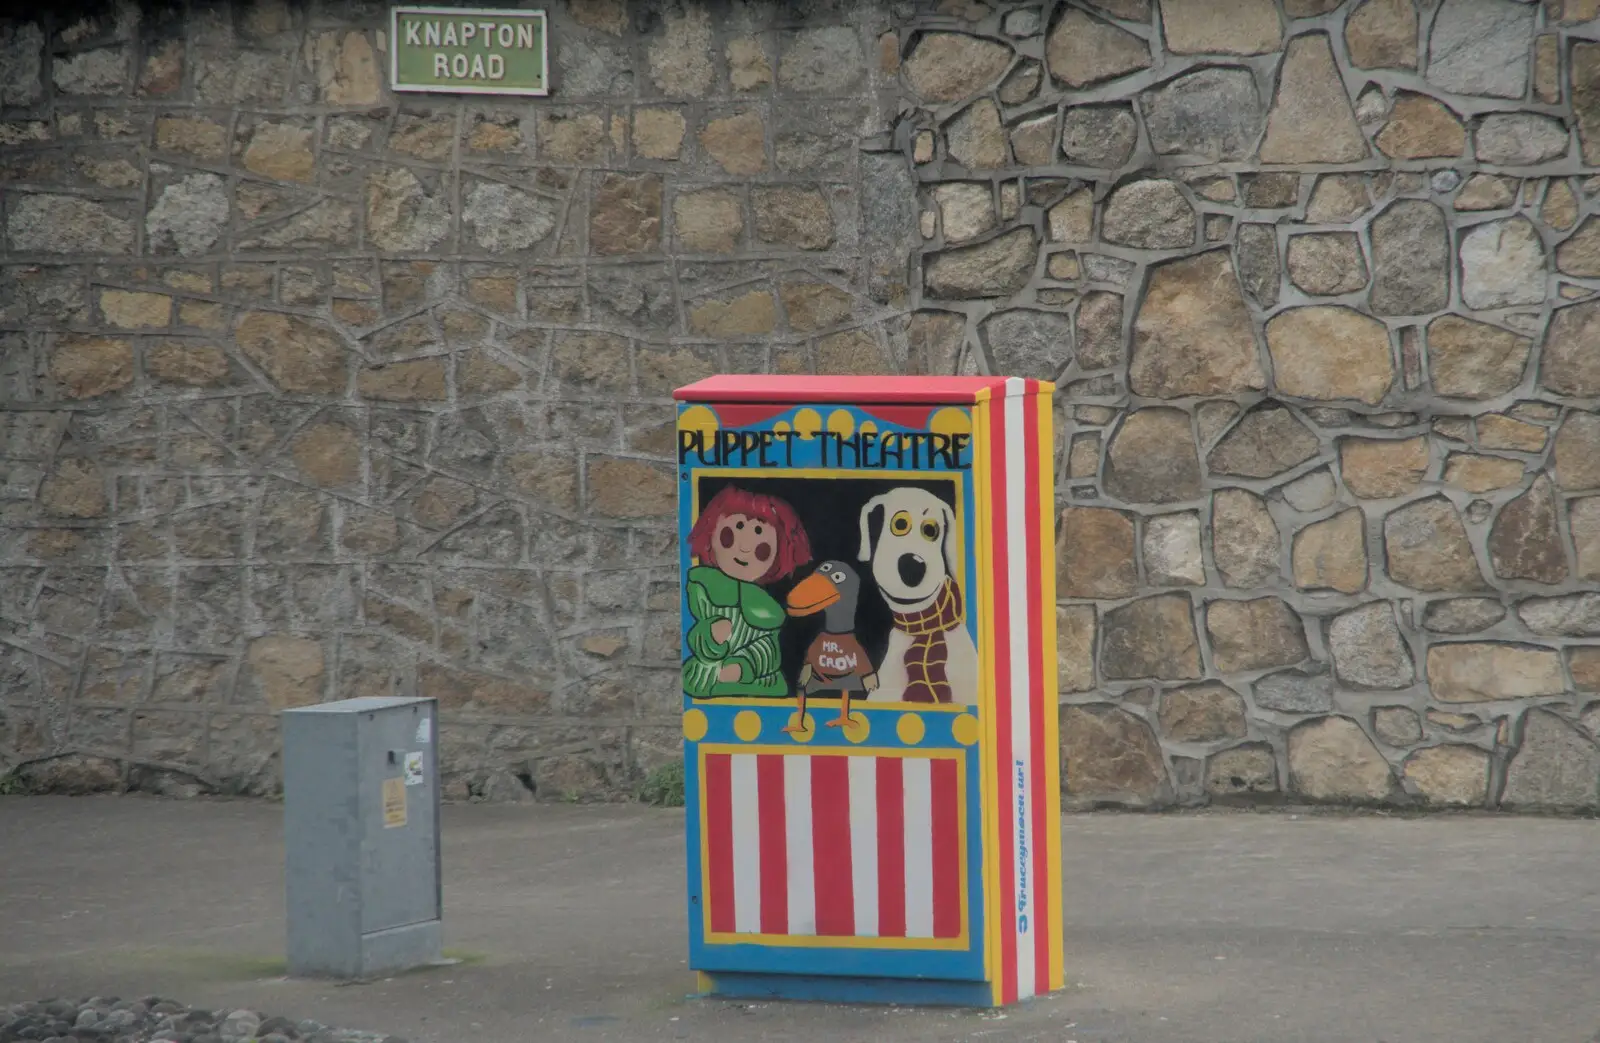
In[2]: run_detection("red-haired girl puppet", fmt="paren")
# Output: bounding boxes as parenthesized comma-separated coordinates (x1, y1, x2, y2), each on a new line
(683, 486, 811, 698)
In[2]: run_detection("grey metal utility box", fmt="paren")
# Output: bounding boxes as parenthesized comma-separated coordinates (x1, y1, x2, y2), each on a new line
(282, 696, 441, 979)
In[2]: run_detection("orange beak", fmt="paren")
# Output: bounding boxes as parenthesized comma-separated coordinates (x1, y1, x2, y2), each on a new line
(785, 572, 840, 616)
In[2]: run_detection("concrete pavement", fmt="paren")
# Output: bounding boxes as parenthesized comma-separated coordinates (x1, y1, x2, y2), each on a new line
(0, 797, 1595, 1043)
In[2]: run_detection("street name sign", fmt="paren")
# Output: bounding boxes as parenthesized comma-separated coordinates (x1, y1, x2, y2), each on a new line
(390, 7, 549, 96)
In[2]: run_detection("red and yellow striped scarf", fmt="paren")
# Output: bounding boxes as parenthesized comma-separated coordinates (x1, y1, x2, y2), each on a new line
(891, 579, 963, 703)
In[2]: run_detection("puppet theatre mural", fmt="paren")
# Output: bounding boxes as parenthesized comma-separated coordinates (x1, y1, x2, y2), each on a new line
(673, 376, 1064, 1007)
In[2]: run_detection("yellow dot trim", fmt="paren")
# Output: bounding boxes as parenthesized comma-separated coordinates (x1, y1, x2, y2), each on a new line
(733, 709, 762, 742)
(679, 404, 719, 436)
(841, 712, 870, 744)
(785, 711, 815, 743)
(897, 712, 926, 745)
(682, 708, 708, 743)
(930, 407, 972, 437)
(793, 408, 822, 440)
(952, 713, 980, 746)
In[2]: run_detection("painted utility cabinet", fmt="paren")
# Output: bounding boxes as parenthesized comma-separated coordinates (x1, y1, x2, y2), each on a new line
(672, 375, 1062, 1007)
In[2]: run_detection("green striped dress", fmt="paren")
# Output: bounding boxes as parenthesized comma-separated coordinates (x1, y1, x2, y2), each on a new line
(682, 565, 787, 698)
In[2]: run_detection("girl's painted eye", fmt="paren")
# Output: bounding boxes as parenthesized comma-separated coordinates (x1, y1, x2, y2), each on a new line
(735, 520, 745, 530)
(719, 528, 735, 548)
(754, 543, 772, 561)
(920, 519, 940, 541)
(890, 511, 912, 536)
(752, 525, 762, 536)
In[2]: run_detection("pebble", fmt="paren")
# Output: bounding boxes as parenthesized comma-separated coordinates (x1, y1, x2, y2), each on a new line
(222, 1010, 261, 1039)
(0, 999, 405, 1043)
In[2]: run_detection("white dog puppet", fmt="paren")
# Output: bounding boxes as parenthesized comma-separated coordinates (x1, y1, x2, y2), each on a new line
(857, 488, 977, 704)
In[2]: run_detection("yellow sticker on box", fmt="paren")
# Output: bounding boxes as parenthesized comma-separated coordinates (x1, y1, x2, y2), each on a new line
(382, 777, 407, 828)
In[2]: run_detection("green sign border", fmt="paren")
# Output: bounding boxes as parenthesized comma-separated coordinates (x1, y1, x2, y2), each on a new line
(389, 6, 550, 97)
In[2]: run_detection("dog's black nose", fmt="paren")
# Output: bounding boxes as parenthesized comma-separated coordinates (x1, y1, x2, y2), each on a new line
(897, 553, 926, 588)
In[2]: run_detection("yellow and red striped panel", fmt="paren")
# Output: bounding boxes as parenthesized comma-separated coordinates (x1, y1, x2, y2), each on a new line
(976, 378, 1063, 1004)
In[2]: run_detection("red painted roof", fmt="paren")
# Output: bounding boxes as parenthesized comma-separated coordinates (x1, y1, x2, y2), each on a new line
(673, 375, 1053, 404)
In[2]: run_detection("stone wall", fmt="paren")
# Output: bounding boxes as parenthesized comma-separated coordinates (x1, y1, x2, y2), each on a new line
(904, 0, 1600, 810)
(2, 0, 1599, 810)
(0, 0, 914, 799)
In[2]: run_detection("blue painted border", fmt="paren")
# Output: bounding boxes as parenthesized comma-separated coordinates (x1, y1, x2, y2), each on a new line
(696, 970, 998, 1008)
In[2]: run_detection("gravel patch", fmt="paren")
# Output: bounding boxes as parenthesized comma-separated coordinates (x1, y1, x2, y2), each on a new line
(0, 998, 405, 1043)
